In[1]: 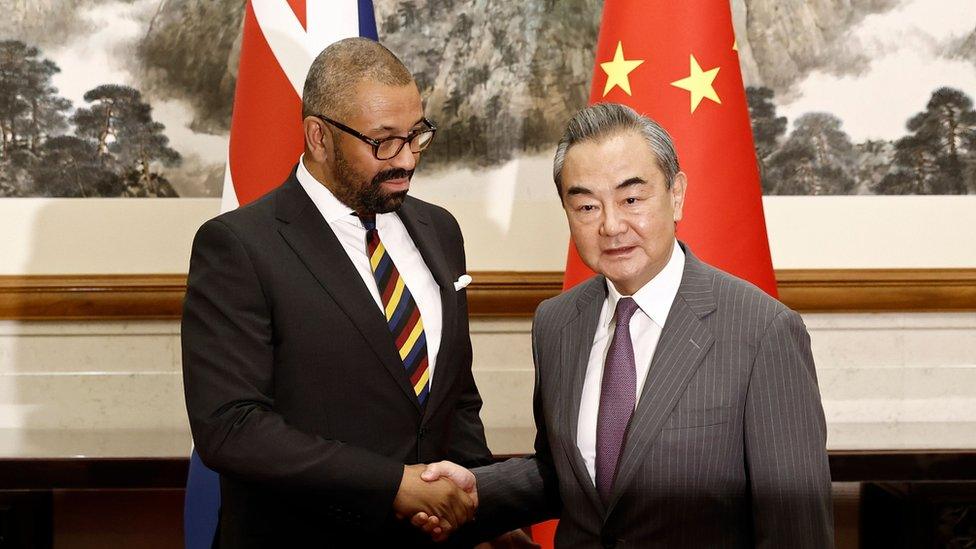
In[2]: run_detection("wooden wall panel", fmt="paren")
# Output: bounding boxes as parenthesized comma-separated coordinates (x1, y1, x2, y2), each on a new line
(1, 269, 974, 320)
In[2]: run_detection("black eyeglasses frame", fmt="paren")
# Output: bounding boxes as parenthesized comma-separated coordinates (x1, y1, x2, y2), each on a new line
(313, 114, 437, 160)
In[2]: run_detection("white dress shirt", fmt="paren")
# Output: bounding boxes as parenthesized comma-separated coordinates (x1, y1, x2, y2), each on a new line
(577, 240, 685, 483)
(296, 155, 443, 381)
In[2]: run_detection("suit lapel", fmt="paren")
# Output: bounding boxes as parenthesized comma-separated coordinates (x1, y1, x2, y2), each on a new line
(606, 250, 717, 516)
(396, 199, 458, 421)
(557, 277, 607, 517)
(274, 174, 421, 412)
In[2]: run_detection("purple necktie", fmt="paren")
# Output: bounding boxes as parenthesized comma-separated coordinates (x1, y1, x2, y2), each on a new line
(595, 297, 640, 504)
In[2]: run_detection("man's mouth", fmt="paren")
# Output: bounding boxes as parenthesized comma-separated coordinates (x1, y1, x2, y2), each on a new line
(380, 177, 410, 191)
(373, 168, 413, 192)
(603, 246, 636, 257)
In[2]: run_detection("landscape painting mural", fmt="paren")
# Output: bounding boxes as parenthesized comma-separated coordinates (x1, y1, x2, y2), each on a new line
(0, 0, 972, 197)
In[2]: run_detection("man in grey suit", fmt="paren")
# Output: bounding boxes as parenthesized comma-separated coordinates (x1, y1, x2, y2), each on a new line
(415, 103, 834, 547)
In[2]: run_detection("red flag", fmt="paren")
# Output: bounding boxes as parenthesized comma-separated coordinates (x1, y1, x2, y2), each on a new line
(562, 0, 777, 298)
(221, 0, 377, 210)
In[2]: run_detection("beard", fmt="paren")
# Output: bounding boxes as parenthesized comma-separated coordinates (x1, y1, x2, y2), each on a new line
(332, 145, 412, 214)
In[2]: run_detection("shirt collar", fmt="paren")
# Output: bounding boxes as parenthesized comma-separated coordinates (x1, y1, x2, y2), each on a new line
(296, 154, 360, 226)
(605, 239, 685, 328)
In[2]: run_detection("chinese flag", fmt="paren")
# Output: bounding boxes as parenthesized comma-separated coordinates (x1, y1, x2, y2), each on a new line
(561, 0, 777, 298)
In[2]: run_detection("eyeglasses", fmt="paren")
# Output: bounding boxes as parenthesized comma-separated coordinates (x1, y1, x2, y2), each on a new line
(313, 115, 437, 160)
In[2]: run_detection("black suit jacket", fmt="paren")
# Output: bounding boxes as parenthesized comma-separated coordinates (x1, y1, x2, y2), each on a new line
(182, 170, 492, 547)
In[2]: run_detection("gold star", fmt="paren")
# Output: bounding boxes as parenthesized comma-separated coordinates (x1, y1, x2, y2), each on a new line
(600, 41, 644, 97)
(733, 38, 738, 52)
(670, 54, 721, 113)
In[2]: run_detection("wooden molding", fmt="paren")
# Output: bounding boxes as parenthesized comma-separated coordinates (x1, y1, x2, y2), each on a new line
(827, 449, 976, 482)
(0, 457, 192, 489)
(1, 450, 974, 488)
(777, 269, 976, 313)
(1, 269, 974, 320)
(0, 275, 186, 320)
(0, 449, 976, 490)
(464, 271, 564, 317)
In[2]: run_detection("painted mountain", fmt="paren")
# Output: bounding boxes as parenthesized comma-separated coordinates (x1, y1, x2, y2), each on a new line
(1, 0, 973, 196)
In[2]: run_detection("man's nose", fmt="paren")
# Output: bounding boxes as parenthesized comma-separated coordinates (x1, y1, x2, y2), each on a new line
(387, 141, 418, 171)
(600, 206, 626, 237)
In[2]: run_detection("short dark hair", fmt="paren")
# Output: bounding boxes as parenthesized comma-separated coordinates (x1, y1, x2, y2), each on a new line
(302, 37, 415, 119)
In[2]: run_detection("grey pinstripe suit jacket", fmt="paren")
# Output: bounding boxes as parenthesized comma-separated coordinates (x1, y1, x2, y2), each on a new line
(471, 246, 833, 548)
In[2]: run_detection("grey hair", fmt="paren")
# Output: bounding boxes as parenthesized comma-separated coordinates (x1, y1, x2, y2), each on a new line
(302, 37, 414, 119)
(552, 103, 680, 196)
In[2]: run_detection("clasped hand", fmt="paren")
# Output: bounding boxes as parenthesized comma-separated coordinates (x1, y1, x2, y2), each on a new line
(393, 462, 477, 540)
(398, 461, 539, 547)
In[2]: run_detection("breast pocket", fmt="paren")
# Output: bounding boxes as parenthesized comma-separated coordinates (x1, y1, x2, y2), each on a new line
(663, 405, 731, 430)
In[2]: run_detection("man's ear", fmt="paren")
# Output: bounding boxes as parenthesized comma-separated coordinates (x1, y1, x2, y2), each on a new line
(671, 171, 688, 222)
(303, 116, 332, 162)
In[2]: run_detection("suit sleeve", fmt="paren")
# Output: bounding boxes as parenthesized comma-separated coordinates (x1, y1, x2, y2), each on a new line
(744, 308, 834, 548)
(181, 218, 404, 527)
(446, 287, 493, 468)
(441, 211, 493, 468)
(462, 310, 562, 541)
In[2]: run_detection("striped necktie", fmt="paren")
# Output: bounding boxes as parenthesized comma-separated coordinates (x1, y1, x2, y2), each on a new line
(360, 214, 430, 405)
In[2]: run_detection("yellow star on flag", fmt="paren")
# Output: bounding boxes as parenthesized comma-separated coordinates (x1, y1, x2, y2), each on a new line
(670, 54, 722, 113)
(600, 41, 644, 97)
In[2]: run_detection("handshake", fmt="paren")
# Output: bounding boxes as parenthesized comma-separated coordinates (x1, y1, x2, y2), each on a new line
(392, 461, 538, 546)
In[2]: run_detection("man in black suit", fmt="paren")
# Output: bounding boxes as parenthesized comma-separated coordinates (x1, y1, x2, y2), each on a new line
(182, 37, 492, 547)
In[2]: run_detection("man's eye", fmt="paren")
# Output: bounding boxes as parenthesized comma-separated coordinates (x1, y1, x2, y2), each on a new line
(579, 204, 596, 212)
(625, 197, 639, 204)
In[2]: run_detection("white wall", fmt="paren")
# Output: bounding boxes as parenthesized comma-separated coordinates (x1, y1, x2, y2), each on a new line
(1, 312, 973, 458)
(0, 199, 219, 275)
(2, 155, 975, 274)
